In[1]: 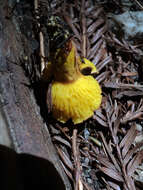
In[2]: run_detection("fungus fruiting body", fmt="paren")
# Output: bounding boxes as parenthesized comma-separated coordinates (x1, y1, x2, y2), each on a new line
(42, 40, 102, 124)
(79, 58, 99, 75)
(52, 75, 101, 124)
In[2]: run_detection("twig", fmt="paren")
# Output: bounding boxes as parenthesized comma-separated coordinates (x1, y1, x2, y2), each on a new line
(55, 124, 71, 141)
(134, 0, 143, 10)
(82, 180, 93, 190)
(80, 0, 87, 58)
(89, 136, 102, 147)
(56, 145, 74, 171)
(34, 0, 46, 73)
(72, 129, 83, 190)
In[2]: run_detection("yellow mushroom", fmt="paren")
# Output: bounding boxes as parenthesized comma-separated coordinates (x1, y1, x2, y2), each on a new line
(80, 58, 99, 75)
(42, 55, 98, 81)
(42, 40, 102, 124)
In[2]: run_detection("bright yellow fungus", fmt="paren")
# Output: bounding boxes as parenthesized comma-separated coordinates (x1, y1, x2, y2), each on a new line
(79, 58, 99, 75)
(42, 56, 98, 80)
(42, 40, 102, 124)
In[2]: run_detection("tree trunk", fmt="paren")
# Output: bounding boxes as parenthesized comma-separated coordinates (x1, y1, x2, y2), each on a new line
(0, 1, 71, 189)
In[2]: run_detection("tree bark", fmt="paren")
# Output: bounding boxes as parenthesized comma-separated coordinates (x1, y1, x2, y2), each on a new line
(0, 1, 71, 189)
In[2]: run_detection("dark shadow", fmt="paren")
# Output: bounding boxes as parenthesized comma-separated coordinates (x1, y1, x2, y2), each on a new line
(0, 144, 65, 190)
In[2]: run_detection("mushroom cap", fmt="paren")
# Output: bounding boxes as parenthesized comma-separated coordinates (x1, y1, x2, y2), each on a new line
(80, 58, 99, 75)
(51, 75, 102, 124)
